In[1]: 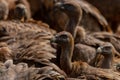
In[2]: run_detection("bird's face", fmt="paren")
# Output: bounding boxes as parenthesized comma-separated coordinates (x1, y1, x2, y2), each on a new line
(54, 2, 81, 17)
(51, 31, 72, 46)
(0, 3, 8, 20)
(14, 4, 26, 20)
(97, 43, 113, 55)
(94, 43, 113, 67)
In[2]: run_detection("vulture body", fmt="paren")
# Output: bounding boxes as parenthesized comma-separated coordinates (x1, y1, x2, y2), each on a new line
(75, 27, 105, 48)
(0, 60, 66, 80)
(94, 43, 114, 69)
(91, 32, 120, 53)
(0, 20, 55, 64)
(0, 0, 31, 20)
(86, 0, 120, 32)
(51, 31, 120, 79)
(94, 42, 120, 73)
(54, 1, 105, 49)
(0, 20, 67, 79)
(0, 0, 9, 20)
(27, 0, 112, 33)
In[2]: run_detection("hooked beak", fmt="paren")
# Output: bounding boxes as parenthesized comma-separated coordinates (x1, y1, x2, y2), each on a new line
(50, 37, 57, 43)
(53, 2, 64, 12)
(50, 37, 58, 48)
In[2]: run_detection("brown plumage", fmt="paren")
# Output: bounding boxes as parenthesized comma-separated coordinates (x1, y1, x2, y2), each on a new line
(86, 0, 120, 32)
(0, 20, 67, 79)
(0, 0, 9, 20)
(94, 43, 114, 69)
(0, 20, 56, 63)
(54, 1, 82, 38)
(72, 43, 96, 64)
(75, 27, 105, 48)
(93, 42, 120, 75)
(77, 0, 112, 33)
(0, 42, 12, 62)
(27, 0, 111, 33)
(53, 1, 108, 49)
(5, 0, 31, 20)
(0, 60, 66, 80)
(91, 32, 120, 54)
(27, 0, 57, 20)
(14, 3, 30, 21)
(51, 28, 98, 66)
(14, 0, 31, 21)
(51, 31, 120, 79)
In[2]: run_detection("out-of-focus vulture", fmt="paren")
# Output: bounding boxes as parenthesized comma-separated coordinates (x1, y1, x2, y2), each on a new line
(0, 20, 68, 79)
(27, 0, 112, 33)
(0, 0, 31, 20)
(0, 60, 66, 80)
(14, 3, 29, 21)
(0, 0, 9, 20)
(94, 43, 114, 69)
(0, 42, 12, 62)
(54, 0, 82, 38)
(76, 0, 112, 33)
(75, 27, 105, 48)
(53, 1, 106, 50)
(91, 32, 120, 53)
(0, 20, 56, 65)
(51, 31, 120, 79)
(14, 0, 31, 21)
(86, 0, 120, 32)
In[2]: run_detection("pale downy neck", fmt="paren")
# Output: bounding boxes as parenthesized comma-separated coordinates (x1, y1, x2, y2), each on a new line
(60, 36, 74, 74)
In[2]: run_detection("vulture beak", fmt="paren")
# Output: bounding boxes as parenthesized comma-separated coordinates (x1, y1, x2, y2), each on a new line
(50, 37, 57, 43)
(50, 37, 58, 48)
(53, 2, 64, 12)
(94, 47, 103, 67)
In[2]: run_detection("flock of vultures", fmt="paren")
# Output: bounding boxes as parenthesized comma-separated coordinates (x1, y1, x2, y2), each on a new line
(0, 0, 120, 80)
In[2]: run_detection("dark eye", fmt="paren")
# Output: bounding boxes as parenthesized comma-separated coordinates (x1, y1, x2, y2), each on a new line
(60, 35, 68, 39)
(63, 4, 75, 11)
(104, 46, 111, 50)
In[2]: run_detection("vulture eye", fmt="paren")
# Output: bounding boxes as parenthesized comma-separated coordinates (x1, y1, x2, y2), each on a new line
(63, 4, 75, 11)
(60, 35, 68, 39)
(104, 46, 111, 51)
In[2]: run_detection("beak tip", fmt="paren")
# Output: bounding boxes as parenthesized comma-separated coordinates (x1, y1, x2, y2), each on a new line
(50, 37, 56, 43)
(97, 47, 102, 53)
(53, 2, 63, 11)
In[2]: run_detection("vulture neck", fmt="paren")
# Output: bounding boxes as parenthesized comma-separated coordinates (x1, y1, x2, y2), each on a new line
(65, 15, 80, 38)
(60, 36, 74, 74)
(101, 54, 113, 69)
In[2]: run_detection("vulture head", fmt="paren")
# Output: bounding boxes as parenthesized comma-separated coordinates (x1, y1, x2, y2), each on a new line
(53, 1, 82, 37)
(51, 31, 73, 46)
(97, 43, 113, 56)
(95, 43, 114, 69)
(14, 3, 27, 21)
(54, 1, 82, 21)
(0, 1, 8, 20)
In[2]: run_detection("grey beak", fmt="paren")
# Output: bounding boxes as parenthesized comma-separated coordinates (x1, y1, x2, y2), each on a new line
(93, 47, 103, 67)
(50, 37, 57, 43)
(53, 2, 64, 12)
(96, 47, 102, 54)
